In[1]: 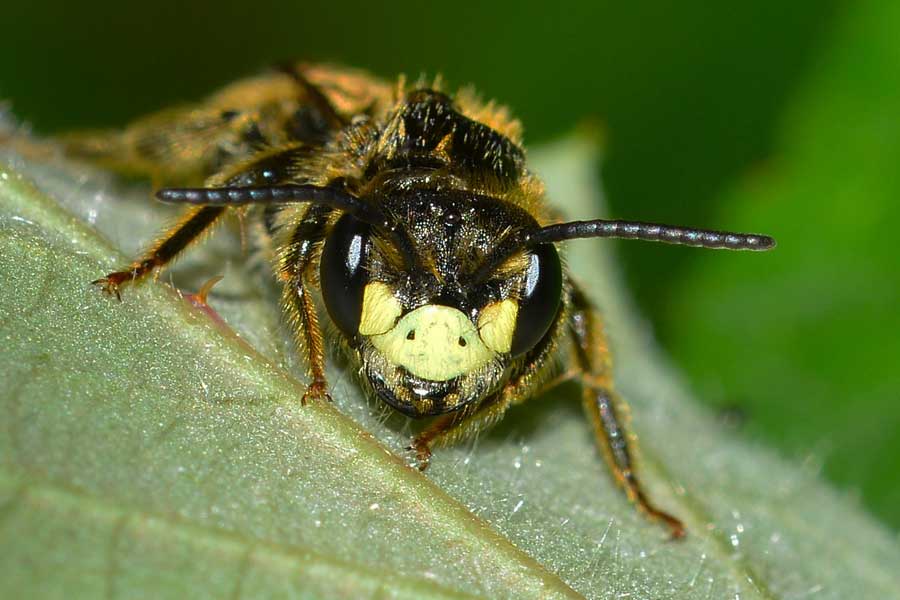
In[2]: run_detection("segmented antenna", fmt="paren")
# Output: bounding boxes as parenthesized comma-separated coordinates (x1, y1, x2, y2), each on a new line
(526, 219, 775, 250)
(471, 217, 775, 284)
(156, 184, 387, 225)
(156, 184, 419, 268)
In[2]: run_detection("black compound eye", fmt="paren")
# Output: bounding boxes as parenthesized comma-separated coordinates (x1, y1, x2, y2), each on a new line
(510, 244, 562, 356)
(320, 213, 371, 338)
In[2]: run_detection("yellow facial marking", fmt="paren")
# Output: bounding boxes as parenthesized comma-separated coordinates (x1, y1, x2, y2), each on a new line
(369, 305, 495, 382)
(477, 299, 518, 354)
(359, 282, 402, 336)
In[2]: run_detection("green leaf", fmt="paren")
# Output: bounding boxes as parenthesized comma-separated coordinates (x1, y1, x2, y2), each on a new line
(1, 132, 898, 599)
(663, 1, 900, 526)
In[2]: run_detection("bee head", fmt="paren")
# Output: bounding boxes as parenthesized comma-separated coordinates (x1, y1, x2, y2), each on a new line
(319, 189, 563, 418)
(158, 182, 774, 419)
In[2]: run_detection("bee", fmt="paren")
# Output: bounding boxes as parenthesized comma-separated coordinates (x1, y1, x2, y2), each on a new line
(68, 63, 774, 539)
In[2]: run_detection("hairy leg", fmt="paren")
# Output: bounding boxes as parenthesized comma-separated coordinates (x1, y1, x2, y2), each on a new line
(569, 283, 685, 538)
(93, 143, 310, 299)
(278, 204, 335, 403)
(93, 205, 226, 299)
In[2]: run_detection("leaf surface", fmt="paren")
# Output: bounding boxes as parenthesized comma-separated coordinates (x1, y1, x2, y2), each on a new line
(663, 0, 900, 526)
(1, 134, 898, 599)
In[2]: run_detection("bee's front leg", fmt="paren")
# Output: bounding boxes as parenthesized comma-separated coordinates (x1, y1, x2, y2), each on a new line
(569, 283, 686, 539)
(407, 324, 566, 471)
(406, 396, 509, 471)
(285, 274, 332, 405)
(93, 206, 226, 299)
(92, 142, 310, 300)
(279, 204, 335, 404)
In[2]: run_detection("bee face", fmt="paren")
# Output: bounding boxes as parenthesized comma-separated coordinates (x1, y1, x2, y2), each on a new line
(319, 189, 563, 417)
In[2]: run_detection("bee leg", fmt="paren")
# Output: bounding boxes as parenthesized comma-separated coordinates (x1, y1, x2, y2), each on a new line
(406, 370, 568, 470)
(283, 275, 331, 405)
(408, 364, 584, 469)
(93, 206, 225, 299)
(569, 284, 686, 539)
(95, 142, 317, 299)
(408, 308, 569, 470)
(406, 396, 511, 471)
(408, 366, 570, 470)
(278, 204, 335, 404)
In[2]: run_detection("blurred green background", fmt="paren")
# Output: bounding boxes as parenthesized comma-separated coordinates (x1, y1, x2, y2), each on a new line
(3, 1, 897, 529)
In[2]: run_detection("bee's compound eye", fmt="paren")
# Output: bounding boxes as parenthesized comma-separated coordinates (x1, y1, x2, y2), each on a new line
(510, 243, 562, 356)
(320, 213, 371, 338)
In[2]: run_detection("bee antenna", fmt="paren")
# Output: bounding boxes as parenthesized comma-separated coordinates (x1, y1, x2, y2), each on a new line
(471, 218, 774, 284)
(157, 184, 388, 228)
(157, 184, 420, 267)
(526, 219, 776, 251)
